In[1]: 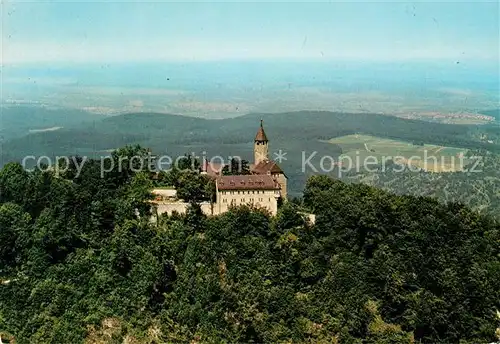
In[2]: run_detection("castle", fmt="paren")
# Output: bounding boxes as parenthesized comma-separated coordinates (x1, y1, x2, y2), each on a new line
(152, 120, 287, 217)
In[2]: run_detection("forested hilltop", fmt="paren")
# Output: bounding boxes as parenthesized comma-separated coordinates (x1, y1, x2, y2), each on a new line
(3, 108, 500, 166)
(345, 151, 500, 219)
(1, 146, 499, 343)
(3, 107, 500, 202)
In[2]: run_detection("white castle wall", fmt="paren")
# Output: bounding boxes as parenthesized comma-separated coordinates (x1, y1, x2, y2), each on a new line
(152, 201, 213, 218)
(153, 189, 177, 198)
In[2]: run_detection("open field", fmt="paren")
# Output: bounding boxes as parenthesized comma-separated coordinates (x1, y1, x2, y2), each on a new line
(326, 134, 469, 172)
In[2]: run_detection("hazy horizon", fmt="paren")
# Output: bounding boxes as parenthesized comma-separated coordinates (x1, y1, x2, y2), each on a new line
(3, 60, 499, 119)
(2, 1, 499, 118)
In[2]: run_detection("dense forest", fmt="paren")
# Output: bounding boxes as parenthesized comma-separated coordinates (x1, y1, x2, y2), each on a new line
(345, 151, 500, 219)
(1, 146, 499, 343)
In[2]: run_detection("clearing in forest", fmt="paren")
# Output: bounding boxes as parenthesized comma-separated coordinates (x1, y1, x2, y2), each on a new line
(325, 134, 468, 172)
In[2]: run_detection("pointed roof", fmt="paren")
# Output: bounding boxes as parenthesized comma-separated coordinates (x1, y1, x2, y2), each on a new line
(254, 119, 268, 142)
(251, 160, 284, 175)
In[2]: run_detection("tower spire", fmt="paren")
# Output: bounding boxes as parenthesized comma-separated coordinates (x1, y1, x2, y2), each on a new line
(254, 119, 269, 164)
(254, 118, 268, 142)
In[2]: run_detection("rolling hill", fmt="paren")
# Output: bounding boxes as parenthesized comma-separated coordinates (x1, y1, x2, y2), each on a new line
(2, 109, 500, 196)
(0, 105, 105, 141)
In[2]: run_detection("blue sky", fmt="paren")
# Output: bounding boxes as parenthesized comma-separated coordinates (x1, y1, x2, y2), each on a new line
(2, 1, 499, 64)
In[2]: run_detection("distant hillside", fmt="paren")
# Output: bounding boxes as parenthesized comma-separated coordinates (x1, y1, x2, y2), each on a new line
(2, 110, 495, 152)
(0, 105, 104, 141)
(2, 110, 500, 195)
(345, 152, 500, 219)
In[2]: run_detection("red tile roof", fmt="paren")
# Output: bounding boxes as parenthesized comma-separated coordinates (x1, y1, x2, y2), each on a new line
(251, 160, 284, 175)
(216, 175, 279, 191)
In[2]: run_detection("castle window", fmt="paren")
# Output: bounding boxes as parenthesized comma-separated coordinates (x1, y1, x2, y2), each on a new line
(242, 198, 245, 202)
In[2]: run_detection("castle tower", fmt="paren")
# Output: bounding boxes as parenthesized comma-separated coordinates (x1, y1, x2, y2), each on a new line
(254, 119, 269, 165)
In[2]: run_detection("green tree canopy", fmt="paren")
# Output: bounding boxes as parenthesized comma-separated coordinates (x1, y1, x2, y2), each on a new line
(222, 158, 251, 175)
(1, 152, 499, 344)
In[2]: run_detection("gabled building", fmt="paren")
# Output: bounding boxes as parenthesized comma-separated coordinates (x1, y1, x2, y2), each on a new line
(201, 119, 287, 201)
(215, 174, 280, 215)
(154, 120, 287, 217)
(211, 120, 287, 215)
